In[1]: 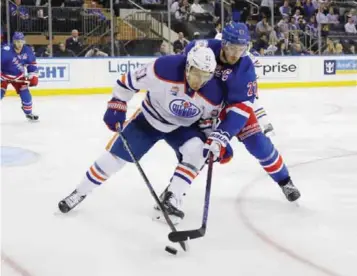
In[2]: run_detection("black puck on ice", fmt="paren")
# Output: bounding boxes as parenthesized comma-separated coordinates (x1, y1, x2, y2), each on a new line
(165, 246, 178, 255)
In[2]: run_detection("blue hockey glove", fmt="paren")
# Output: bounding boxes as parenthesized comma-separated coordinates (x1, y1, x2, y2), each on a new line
(103, 97, 127, 131)
(203, 130, 230, 163)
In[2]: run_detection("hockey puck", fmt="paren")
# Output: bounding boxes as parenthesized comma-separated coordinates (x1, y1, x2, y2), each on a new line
(165, 246, 178, 255)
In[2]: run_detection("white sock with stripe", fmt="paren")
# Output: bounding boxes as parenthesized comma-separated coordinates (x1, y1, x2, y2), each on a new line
(168, 162, 199, 197)
(76, 151, 126, 196)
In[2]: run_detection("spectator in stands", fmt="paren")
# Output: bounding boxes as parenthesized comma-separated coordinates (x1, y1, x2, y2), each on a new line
(254, 34, 269, 55)
(304, 0, 316, 19)
(327, 7, 339, 24)
(316, 5, 328, 24)
(335, 43, 344, 54)
(279, 0, 291, 17)
(291, 35, 310, 54)
(277, 15, 289, 33)
(154, 42, 168, 56)
(66, 29, 82, 56)
(323, 38, 336, 55)
(10, 0, 30, 27)
(290, 43, 304, 55)
(256, 16, 272, 36)
(85, 46, 108, 57)
(232, 0, 249, 23)
(298, 16, 306, 30)
(39, 44, 51, 57)
(348, 45, 355, 54)
(276, 40, 289, 55)
(293, 9, 303, 22)
(171, 0, 181, 14)
(269, 26, 284, 43)
(84, 2, 106, 21)
(306, 15, 318, 37)
(175, 1, 189, 22)
(206, 22, 221, 39)
(173, 32, 187, 54)
(56, 42, 75, 57)
(106, 32, 129, 56)
(347, 9, 356, 24)
(292, 0, 304, 17)
(189, 0, 205, 21)
(289, 16, 299, 30)
(260, 0, 274, 19)
(345, 16, 357, 34)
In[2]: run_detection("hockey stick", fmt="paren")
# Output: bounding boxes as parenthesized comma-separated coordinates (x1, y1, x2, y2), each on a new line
(117, 128, 187, 251)
(1, 75, 30, 85)
(168, 152, 214, 242)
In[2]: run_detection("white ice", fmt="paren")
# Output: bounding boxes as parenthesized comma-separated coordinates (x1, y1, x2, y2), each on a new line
(1, 87, 357, 276)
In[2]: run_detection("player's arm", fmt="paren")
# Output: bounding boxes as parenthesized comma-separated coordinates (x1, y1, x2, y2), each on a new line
(203, 68, 257, 161)
(104, 61, 155, 131)
(26, 46, 39, 86)
(216, 78, 256, 139)
(112, 61, 155, 101)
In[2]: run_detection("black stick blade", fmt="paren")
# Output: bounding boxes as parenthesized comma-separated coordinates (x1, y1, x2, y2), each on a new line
(168, 228, 206, 242)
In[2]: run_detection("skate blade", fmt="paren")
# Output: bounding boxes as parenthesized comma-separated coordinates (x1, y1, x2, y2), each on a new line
(152, 208, 181, 225)
(27, 118, 40, 122)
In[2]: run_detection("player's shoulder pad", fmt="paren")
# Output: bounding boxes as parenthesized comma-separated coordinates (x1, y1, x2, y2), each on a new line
(229, 56, 256, 80)
(153, 55, 186, 83)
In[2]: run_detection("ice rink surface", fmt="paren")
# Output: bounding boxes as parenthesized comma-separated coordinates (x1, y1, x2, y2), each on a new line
(1, 87, 357, 276)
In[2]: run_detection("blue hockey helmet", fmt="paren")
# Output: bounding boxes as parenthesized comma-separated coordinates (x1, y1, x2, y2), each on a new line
(222, 22, 250, 45)
(13, 32, 25, 41)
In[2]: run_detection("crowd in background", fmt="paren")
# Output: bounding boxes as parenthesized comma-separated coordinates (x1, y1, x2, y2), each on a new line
(1, 0, 357, 56)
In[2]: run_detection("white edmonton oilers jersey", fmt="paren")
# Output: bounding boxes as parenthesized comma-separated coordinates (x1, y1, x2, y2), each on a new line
(113, 55, 223, 133)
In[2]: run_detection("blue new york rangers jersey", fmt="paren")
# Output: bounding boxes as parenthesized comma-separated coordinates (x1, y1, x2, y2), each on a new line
(1, 44, 38, 79)
(112, 54, 224, 133)
(185, 39, 257, 139)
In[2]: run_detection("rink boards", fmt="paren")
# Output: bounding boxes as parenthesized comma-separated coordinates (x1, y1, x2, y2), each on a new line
(7, 55, 357, 96)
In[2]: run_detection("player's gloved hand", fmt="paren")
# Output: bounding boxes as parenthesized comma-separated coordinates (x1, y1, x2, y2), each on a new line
(28, 75, 38, 87)
(103, 97, 127, 131)
(203, 130, 230, 163)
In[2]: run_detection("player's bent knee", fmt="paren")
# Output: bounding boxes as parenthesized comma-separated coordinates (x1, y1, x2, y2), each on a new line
(242, 132, 274, 158)
(179, 137, 206, 167)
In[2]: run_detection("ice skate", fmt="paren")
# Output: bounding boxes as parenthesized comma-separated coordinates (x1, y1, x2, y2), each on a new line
(279, 178, 301, 202)
(25, 113, 39, 121)
(58, 190, 86, 213)
(263, 123, 275, 137)
(153, 189, 184, 225)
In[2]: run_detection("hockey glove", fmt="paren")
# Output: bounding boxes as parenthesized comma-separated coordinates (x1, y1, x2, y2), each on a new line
(103, 97, 127, 131)
(203, 130, 231, 163)
(28, 75, 38, 87)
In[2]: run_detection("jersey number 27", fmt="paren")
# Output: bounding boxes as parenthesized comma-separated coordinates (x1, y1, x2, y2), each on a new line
(247, 81, 258, 97)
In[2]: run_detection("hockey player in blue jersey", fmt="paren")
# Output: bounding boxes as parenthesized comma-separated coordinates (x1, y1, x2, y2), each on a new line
(246, 46, 275, 136)
(155, 22, 300, 221)
(57, 46, 232, 218)
(1, 32, 39, 121)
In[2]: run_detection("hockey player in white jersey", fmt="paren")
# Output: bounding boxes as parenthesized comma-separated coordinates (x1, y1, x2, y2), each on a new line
(58, 46, 231, 219)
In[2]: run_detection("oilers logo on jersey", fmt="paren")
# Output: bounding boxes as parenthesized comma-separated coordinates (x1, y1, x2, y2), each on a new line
(169, 99, 201, 118)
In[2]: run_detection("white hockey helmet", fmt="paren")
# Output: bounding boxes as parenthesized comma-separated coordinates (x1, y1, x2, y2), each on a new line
(185, 46, 216, 90)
